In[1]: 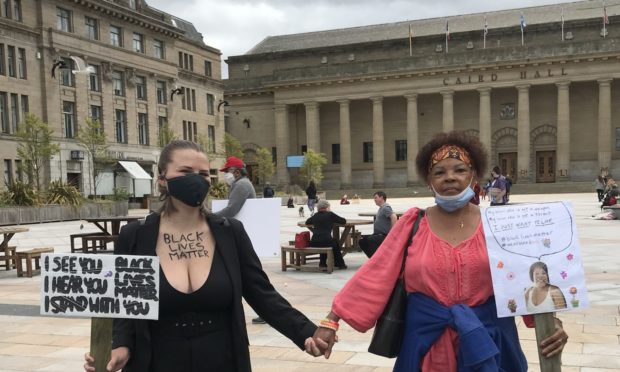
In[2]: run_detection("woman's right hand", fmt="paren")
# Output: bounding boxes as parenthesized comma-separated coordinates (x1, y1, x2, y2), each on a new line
(312, 327, 338, 359)
(84, 347, 130, 372)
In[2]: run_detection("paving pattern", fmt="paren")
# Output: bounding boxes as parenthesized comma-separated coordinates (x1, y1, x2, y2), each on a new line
(0, 193, 618, 371)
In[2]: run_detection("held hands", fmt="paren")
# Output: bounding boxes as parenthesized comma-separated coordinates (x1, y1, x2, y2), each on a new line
(305, 327, 338, 358)
(83, 347, 130, 372)
(539, 318, 569, 358)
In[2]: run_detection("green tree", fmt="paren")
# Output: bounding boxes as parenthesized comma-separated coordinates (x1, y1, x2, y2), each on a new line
(16, 113, 60, 192)
(223, 132, 243, 158)
(75, 117, 110, 198)
(255, 147, 275, 186)
(300, 149, 327, 186)
(158, 120, 178, 148)
(197, 133, 218, 161)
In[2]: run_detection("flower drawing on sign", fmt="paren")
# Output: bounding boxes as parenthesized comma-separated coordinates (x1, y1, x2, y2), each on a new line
(506, 271, 516, 280)
(569, 287, 579, 307)
(566, 253, 574, 261)
(560, 271, 568, 279)
(497, 261, 504, 269)
(542, 238, 551, 248)
(507, 299, 517, 313)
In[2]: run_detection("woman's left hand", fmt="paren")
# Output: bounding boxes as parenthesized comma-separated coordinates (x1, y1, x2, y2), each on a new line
(539, 318, 569, 358)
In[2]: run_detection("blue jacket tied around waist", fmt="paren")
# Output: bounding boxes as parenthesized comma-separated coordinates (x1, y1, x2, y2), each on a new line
(393, 293, 528, 372)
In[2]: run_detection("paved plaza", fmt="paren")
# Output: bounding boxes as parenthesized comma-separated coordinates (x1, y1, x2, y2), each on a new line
(0, 193, 618, 371)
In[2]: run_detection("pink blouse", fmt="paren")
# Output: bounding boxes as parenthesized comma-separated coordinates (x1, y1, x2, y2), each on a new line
(332, 208, 494, 372)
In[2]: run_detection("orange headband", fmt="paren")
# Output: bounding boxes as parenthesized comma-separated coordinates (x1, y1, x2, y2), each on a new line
(429, 144, 472, 170)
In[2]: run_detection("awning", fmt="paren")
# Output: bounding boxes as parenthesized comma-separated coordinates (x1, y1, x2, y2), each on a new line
(118, 161, 152, 180)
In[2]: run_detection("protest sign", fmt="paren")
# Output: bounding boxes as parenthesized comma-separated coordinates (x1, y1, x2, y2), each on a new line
(41, 254, 159, 320)
(481, 202, 587, 318)
(212, 198, 281, 257)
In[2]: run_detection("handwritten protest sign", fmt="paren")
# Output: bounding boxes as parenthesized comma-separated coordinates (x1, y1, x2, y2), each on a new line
(481, 202, 587, 318)
(41, 254, 159, 320)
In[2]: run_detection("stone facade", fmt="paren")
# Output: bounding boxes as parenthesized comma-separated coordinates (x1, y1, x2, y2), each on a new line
(225, 0, 620, 189)
(0, 0, 224, 196)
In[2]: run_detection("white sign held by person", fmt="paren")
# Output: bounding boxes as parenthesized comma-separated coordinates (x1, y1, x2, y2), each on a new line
(481, 202, 588, 318)
(212, 198, 281, 257)
(41, 254, 159, 320)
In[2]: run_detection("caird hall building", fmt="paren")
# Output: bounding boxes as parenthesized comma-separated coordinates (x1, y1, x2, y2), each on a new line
(225, 0, 620, 190)
(0, 0, 224, 197)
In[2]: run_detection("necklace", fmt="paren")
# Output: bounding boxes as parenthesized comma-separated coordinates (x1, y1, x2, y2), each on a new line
(458, 221, 465, 229)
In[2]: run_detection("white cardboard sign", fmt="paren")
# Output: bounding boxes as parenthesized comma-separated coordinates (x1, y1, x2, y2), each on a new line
(41, 254, 160, 320)
(211, 198, 281, 257)
(481, 202, 588, 317)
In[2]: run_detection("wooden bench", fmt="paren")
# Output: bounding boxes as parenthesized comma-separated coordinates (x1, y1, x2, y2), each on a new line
(0, 245, 16, 270)
(81, 235, 116, 254)
(16, 247, 54, 278)
(281, 245, 334, 274)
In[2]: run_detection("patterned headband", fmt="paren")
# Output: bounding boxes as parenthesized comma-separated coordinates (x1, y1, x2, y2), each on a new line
(429, 144, 472, 170)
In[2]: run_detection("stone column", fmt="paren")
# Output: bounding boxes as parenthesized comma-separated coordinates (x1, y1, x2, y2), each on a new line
(337, 99, 352, 189)
(556, 81, 571, 181)
(305, 102, 320, 152)
(371, 97, 385, 188)
(441, 90, 454, 132)
(516, 85, 531, 183)
(405, 93, 419, 185)
(274, 104, 290, 187)
(597, 79, 612, 172)
(477, 87, 492, 172)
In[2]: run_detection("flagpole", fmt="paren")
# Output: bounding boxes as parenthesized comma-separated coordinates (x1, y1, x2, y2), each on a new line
(603, 1, 607, 38)
(409, 24, 413, 56)
(561, 7, 565, 41)
(521, 28, 524, 46)
(483, 16, 487, 49)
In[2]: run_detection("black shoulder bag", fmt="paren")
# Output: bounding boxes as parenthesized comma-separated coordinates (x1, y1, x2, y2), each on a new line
(368, 209, 425, 358)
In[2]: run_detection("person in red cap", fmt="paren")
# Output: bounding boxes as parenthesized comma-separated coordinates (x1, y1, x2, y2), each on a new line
(216, 156, 264, 324)
(215, 156, 256, 219)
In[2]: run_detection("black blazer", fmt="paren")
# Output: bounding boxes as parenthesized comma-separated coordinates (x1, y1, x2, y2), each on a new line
(112, 213, 317, 372)
(305, 211, 346, 244)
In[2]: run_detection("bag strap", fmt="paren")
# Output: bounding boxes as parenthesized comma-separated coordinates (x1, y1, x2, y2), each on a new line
(398, 209, 425, 275)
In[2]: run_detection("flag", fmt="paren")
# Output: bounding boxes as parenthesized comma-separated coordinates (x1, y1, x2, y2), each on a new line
(409, 24, 413, 56)
(603, 4, 610, 25)
(484, 15, 488, 49)
(561, 7, 565, 41)
(520, 14, 527, 31)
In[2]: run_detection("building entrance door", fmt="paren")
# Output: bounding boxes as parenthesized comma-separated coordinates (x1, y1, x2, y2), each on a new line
(536, 151, 556, 183)
(498, 152, 517, 183)
(245, 164, 259, 185)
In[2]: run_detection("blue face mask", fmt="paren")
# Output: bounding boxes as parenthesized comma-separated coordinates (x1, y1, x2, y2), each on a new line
(432, 178, 475, 213)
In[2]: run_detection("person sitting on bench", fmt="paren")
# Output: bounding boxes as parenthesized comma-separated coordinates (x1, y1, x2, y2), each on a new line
(305, 200, 347, 269)
(358, 191, 397, 258)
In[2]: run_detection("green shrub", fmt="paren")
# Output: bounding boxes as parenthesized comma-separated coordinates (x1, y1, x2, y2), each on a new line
(111, 188, 131, 201)
(45, 180, 83, 206)
(209, 182, 229, 199)
(2, 181, 39, 206)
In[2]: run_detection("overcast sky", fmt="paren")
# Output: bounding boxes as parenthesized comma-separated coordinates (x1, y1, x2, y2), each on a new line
(146, 0, 572, 77)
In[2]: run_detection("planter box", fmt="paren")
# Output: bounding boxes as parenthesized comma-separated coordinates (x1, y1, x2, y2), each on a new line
(0, 201, 128, 226)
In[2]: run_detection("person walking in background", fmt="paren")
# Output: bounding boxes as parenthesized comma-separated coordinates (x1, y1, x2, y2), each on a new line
(215, 156, 256, 218)
(305, 181, 318, 215)
(595, 175, 606, 202)
(305, 200, 347, 269)
(489, 166, 508, 206)
(358, 191, 397, 258)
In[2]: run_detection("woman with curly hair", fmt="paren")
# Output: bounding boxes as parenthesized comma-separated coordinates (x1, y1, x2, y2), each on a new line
(311, 131, 569, 371)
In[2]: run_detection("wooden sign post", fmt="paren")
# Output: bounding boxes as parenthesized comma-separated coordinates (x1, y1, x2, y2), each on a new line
(41, 254, 160, 371)
(90, 318, 113, 372)
(534, 313, 561, 372)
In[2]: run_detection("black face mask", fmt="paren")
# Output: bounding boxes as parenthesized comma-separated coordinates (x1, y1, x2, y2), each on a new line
(166, 173, 210, 207)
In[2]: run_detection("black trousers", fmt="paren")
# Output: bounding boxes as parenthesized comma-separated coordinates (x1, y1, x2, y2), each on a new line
(597, 189, 605, 202)
(358, 234, 386, 258)
(311, 239, 345, 267)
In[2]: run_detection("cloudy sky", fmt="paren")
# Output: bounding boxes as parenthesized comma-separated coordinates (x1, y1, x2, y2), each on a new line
(146, 0, 572, 77)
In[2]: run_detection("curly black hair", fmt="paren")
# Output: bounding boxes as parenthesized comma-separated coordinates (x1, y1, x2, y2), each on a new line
(415, 131, 488, 181)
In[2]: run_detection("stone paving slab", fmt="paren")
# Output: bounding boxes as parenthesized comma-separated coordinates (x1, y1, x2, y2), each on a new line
(0, 193, 618, 371)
